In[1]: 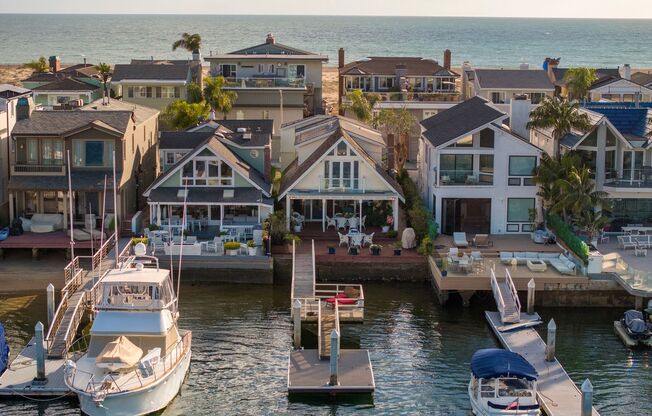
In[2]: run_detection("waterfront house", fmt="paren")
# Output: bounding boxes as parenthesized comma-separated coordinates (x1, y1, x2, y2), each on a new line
(204, 34, 328, 134)
(543, 58, 620, 98)
(339, 50, 461, 169)
(7, 99, 159, 231)
(112, 59, 201, 111)
(278, 115, 404, 231)
(531, 102, 652, 231)
(0, 85, 33, 224)
(418, 96, 542, 235)
(587, 74, 652, 102)
(143, 120, 273, 232)
(632, 71, 652, 89)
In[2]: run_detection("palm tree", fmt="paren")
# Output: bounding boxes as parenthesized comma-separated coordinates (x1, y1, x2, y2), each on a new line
(534, 152, 581, 221)
(563, 67, 597, 102)
(95, 63, 112, 103)
(23, 56, 49, 73)
(526, 96, 592, 159)
(161, 100, 210, 131)
(574, 210, 610, 245)
(203, 76, 238, 119)
(374, 107, 417, 172)
(557, 165, 609, 221)
(172, 33, 202, 54)
(343, 90, 379, 123)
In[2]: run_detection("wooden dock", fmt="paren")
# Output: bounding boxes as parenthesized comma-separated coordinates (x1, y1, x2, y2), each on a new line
(288, 349, 375, 394)
(0, 338, 68, 397)
(485, 311, 599, 416)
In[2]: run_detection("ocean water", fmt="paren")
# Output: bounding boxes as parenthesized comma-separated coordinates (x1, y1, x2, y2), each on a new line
(0, 15, 651, 68)
(0, 283, 651, 415)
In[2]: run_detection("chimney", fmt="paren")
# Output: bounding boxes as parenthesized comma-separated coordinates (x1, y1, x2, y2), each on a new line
(443, 49, 451, 70)
(386, 133, 396, 170)
(509, 96, 533, 141)
(266, 33, 275, 45)
(83, 56, 87, 65)
(544, 57, 560, 81)
(623, 64, 631, 80)
(48, 56, 61, 73)
(338, 48, 345, 116)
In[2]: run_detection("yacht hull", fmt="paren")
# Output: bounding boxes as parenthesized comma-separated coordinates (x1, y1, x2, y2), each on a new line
(76, 348, 191, 416)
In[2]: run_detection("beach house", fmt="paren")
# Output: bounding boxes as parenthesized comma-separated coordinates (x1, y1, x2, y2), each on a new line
(543, 58, 620, 98)
(111, 59, 202, 110)
(142, 120, 273, 233)
(531, 102, 652, 231)
(587, 72, 652, 102)
(632, 71, 652, 89)
(418, 96, 542, 235)
(7, 99, 159, 231)
(278, 115, 404, 232)
(204, 34, 328, 134)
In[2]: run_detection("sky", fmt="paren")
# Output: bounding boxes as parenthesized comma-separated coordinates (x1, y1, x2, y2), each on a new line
(4, 0, 652, 19)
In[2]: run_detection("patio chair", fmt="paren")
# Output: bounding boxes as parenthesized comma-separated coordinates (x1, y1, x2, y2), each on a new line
(449, 247, 459, 257)
(361, 216, 367, 230)
(470, 251, 482, 261)
(239, 243, 248, 255)
(204, 237, 223, 254)
(453, 232, 469, 247)
(326, 216, 337, 230)
(473, 234, 491, 248)
(335, 217, 348, 230)
(350, 234, 364, 249)
(348, 217, 359, 229)
(599, 231, 610, 244)
(338, 232, 349, 247)
(363, 232, 374, 247)
(618, 235, 636, 250)
(150, 237, 164, 254)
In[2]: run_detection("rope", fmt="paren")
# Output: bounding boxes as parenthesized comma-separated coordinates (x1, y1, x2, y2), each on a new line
(3, 389, 73, 402)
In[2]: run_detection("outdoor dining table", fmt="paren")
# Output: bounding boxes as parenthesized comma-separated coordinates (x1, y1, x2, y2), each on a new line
(622, 226, 652, 234)
(448, 254, 471, 272)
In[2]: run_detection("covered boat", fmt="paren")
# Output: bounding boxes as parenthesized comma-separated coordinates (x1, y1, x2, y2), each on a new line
(0, 323, 9, 375)
(614, 309, 652, 347)
(469, 349, 540, 415)
(0, 227, 9, 241)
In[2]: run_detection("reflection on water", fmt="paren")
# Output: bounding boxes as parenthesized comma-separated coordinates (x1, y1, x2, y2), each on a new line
(0, 283, 651, 415)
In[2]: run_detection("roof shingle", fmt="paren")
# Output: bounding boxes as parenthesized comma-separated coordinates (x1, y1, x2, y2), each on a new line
(475, 69, 554, 90)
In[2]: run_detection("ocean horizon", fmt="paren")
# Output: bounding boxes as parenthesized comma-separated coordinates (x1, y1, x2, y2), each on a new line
(1, 14, 651, 69)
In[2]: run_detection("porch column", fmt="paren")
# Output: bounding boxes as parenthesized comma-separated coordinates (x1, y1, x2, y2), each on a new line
(220, 204, 224, 228)
(322, 198, 326, 232)
(8, 192, 14, 221)
(257, 204, 261, 224)
(148, 203, 154, 225)
(62, 192, 68, 230)
(392, 198, 399, 231)
(286, 197, 291, 230)
(359, 198, 363, 230)
(156, 204, 162, 226)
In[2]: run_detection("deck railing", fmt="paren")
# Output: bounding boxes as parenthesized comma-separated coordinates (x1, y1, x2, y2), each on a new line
(10, 164, 66, 175)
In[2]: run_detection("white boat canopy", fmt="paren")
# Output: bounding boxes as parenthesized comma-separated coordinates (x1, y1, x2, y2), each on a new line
(91, 310, 175, 336)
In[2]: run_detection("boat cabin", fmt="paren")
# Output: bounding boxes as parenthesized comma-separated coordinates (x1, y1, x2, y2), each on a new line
(97, 265, 176, 313)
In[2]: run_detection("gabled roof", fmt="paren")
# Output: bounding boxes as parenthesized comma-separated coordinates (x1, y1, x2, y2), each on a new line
(474, 69, 554, 90)
(0, 84, 31, 99)
(23, 64, 100, 83)
(32, 77, 99, 92)
(552, 67, 620, 86)
(293, 115, 384, 147)
(278, 127, 404, 201)
(144, 136, 271, 197)
(163, 119, 273, 149)
(589, 76, 652, 92)
(159, 131, 215, 150)
(340, 57, 459, 77)
(81, 99, 160, 124)
(229, 40, 315, 56)
(420, 96, 507, 147)
(12, 110, 133, 136)
(584, 105, 651, 138)
(632, 72, 652, 87)
(112, 63, 190, 82)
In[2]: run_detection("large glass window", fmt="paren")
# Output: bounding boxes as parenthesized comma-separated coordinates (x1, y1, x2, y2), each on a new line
(219, 64, 237, 78)
(85, 141, 104, 166)
(479, 155, 494, 184)
(507, 198, 535, 223)
(580, 130, 597, 146)
(440, 154, 473, 184)
(479, 129, 494, 148)
(509, 156, 537, 176)
(378, 76, 395, 90)
(183, 159, 234, 186)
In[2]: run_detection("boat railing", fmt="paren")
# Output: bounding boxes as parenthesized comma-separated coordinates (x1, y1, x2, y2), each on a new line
(66, 331, 192, 397)
(490, 268, 505, 321)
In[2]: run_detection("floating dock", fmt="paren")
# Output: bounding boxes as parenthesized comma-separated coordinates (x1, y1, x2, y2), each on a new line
(288, 349, 375, 394)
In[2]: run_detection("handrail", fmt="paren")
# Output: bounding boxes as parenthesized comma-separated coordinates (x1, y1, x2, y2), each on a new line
(317, 299, 323, 358)
(490, 268, 505, 321)
(505, 269, 521, 315)
(290, 239, 296, 304)
(311, 239, 315, 292)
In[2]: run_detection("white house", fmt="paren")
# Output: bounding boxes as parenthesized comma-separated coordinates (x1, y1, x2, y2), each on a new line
(278, 116, 404, 231)
(418, 96, 542, 235)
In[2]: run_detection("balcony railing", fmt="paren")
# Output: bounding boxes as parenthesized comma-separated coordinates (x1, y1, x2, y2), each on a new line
(318, 176, 366, 193)
(605, 168, 652, 188)
(222, 77, 306, 89)
(439, 170, 493, 186)
(11, 164, 66, 176)
(343, 90, 460, 103)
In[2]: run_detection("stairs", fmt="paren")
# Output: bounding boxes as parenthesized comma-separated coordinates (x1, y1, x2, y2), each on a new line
(497, 282, 520, 323)
(319, 304, 337, 359)
(490, 269, 521, 324)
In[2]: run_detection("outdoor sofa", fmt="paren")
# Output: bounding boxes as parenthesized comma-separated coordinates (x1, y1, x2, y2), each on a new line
(500, 251, 576, 275)
(29, 213, 64, 233)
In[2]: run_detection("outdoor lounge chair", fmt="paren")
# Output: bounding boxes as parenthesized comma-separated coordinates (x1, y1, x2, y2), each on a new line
(618, 235, 636, 250)
(338, 232, 349, 247)
(473, 234, 491, 248)
(448, 247, 459, 257)
(204, 237, 223, 254)
(453, 232, 469, 247)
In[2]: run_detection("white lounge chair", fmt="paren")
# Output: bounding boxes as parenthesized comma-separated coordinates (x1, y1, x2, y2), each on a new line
(453, 232, 469, 247)
(338, 232, 349, 247)
(204, 237, 223, 254)
(363, 232, 374, 247)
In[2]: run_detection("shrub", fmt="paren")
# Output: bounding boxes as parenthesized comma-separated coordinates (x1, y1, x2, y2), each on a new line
(285, 234, 301, 247)
(385, 229, 398, 238)
(397, 171, 437, 242)
(267, 210, 288, 245)
(131, 237, 149, 246)
(247, 239, 256, 248)
(224, 242, 241, 251)
(417, 236, 434, 256)
(547, 213, 589, 264)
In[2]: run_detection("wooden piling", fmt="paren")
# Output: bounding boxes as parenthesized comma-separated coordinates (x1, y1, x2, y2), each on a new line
(329, 329, 339, 386)
(527, 278, 535, 315)
(546, 318, 556, 362)
(293, 299, 302, 349)
(34, 322, 46, 381)
(581, 379, 593, 416)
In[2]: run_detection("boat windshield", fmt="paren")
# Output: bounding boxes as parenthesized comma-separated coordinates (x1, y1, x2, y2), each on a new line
(498, 377, 534, 397)
(99, 279, 175, 311)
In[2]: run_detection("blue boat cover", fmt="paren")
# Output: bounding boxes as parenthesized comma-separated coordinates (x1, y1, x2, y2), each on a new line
(471, 349, 538, 381)
(0, 323, 9, 375)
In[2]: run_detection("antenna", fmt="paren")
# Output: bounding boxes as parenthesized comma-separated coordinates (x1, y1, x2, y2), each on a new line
(97, 174, 107, 285)
(66, 150, 75, 260)
(112, 151, 119, 265)
(176, 182, 189, 302)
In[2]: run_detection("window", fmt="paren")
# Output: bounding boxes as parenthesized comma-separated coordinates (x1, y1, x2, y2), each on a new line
(606, 129, 617, 147)
(491, 92, 503, 104)
(41, 139, 64, 165)
(529, 92, 545, 104)
(410, 77, 423, 90)
(479, 155, 494, 184)
(506, 224, 520, 232)
(580, 130, 597, 146)
(183, 158, 233, 186)
(219, 64, 237, 78)
(336, 142, 347, 156)
(166, 153, 175, 165)
(85, 141, 104, 166)
(507, 198, 535, 223)
(508, 178, 521, 186)
(479, 128, 494, 148)
(378, 76, 395, 90)
(289, 64, 305, 79)
(160, 86, 177, 98)
(324, 161, 359, 189)
(73, 140, 113, 167)
(452, 135, 473, 147)
(27, 139, 38, 164)
(509, 156, 537, 176)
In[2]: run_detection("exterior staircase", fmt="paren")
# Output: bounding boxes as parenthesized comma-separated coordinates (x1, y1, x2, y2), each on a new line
(490, 268, 521, 324)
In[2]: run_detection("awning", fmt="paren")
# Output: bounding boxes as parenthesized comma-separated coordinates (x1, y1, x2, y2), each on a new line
(470, 349, 538, 381)
(147, 187, 273, 206)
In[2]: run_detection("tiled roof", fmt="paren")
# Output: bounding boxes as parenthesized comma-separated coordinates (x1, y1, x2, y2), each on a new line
(12, 110, 133, 136)
(340, 57, 459, 77)
(584, 105, 651, 137)
(420, 96, 507, 147)
(32, 78, 99, 92)
(147, 187, 273, 206)
(112, 63, 190, 82)
(475, 69, 554, 90)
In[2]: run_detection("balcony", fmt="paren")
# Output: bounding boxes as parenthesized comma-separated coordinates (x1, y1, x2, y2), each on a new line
(343, 90, 460, 103)
(438, 170, 493, 186)
(605, 168, 652, 189)
(11, 164, 66, 176)
(318, 176, 366, 193)
(222, 77, 306, 90)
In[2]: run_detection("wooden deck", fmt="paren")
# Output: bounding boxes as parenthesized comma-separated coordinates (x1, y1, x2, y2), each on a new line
(0, 231, 96, 250)
(293, 251, 315, 299)
(0, 338, 68, 397)
(485, 311, 599, 416)
(287, 349, 375, 394)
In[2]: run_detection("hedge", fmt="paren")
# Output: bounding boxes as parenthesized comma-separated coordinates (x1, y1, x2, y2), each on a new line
(397, 171, 438, 242)
(547, 213, 589, 264)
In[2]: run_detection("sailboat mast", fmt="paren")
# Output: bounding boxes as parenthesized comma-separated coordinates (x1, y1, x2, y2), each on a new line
(112, 151, 119, 265)
(66, 150, 75, 260)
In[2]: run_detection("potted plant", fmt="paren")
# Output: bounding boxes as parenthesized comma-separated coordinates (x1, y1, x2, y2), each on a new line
(224, 241, 241, 256)
(327, 245, 336, 255)
(292, 218, 302, 233)
(393, 241, 402, 256)
(349, 246, 360, 255)
(285, 234, 301, 252)
(382, 215, 394, 233)
(246, 239, 257, 256)
(386, 229, 398, 239)
(441, 257, 448, 276)
(369, 243, 382, 256)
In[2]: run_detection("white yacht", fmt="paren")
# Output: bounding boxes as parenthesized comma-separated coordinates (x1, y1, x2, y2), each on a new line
(64, 245, 191, 416)
(468, 349, 540, 416)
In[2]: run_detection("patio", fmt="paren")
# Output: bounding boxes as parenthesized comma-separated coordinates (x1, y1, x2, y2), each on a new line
(434, 233, 562, 255)
(599, 239, 652, 295)
(0, 231, 98, 251)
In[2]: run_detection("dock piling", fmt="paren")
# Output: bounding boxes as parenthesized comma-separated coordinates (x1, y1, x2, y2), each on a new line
(293, 299, 302, 349)
(546, 318, 556, 362)
(581, 379, 593, 416)
(46, 283, 55, 328)
(329, 329, 339, 386)
(527, 279, 535, 315)
(34, 322, 46, 381)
